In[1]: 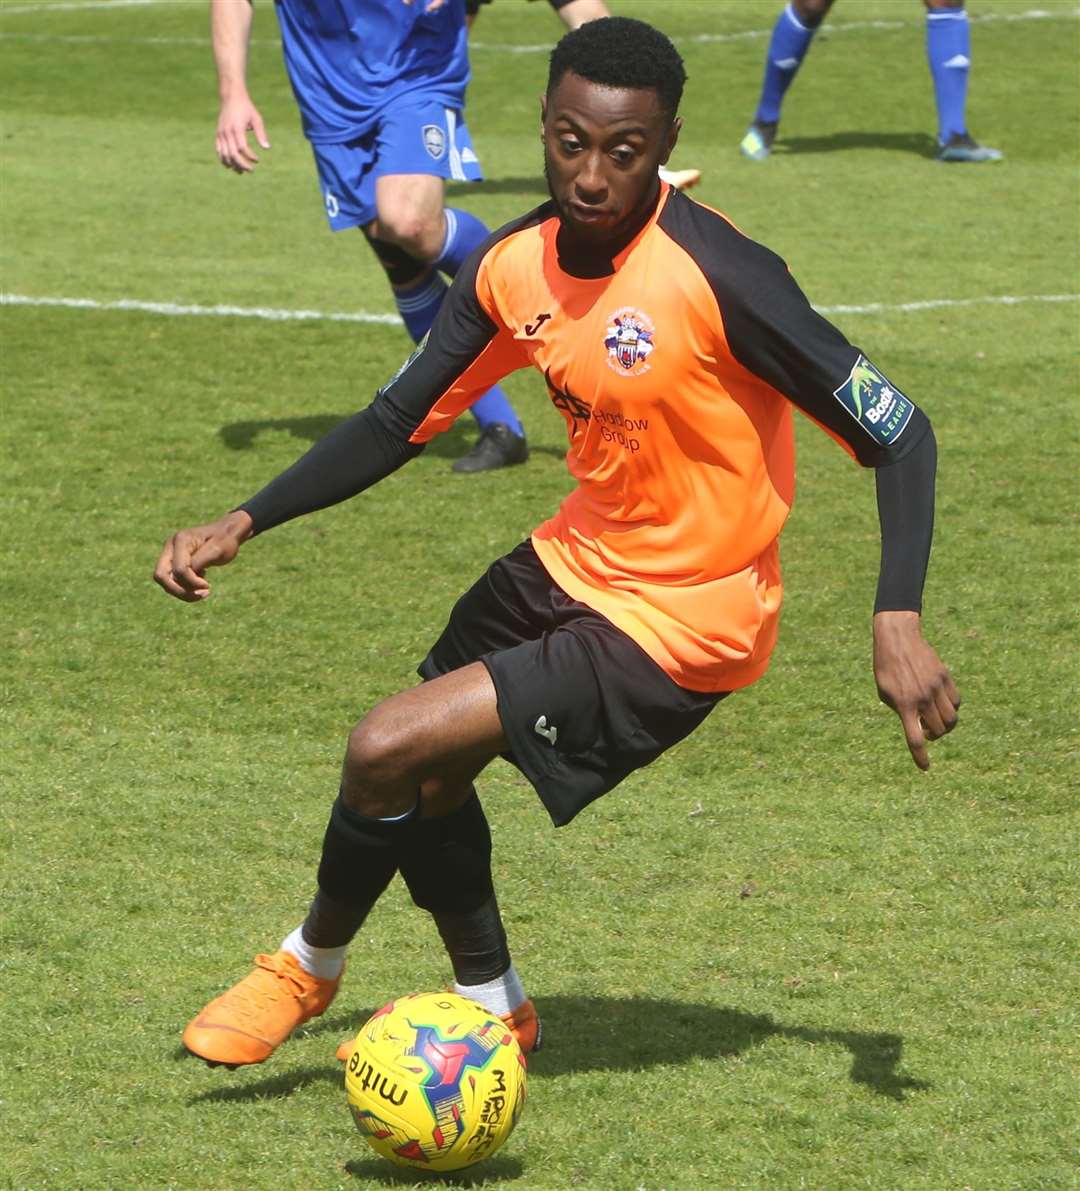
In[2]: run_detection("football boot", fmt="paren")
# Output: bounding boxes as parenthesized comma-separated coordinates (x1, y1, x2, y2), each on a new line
(183, 949, 340, 1068)
(935, 132, 1003, 163)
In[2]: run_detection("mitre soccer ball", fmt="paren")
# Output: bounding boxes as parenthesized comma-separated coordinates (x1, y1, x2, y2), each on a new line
(344, 991, 527, 1172)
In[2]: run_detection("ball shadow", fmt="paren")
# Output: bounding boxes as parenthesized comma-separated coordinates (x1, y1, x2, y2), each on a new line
(343, 1153, 524, 1185)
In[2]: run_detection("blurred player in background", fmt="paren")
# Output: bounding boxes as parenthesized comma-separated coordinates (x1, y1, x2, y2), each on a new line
(741, 0, 1002, 163)
(212, 0, 530, 472)
(159, 17, 958, 1073)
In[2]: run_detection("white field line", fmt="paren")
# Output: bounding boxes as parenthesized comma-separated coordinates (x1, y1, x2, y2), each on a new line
(0, 294, 400, 325)
(1, 6, 1076, 49)
(0, 0, 165, 13)
(3, 292, 1077, 325)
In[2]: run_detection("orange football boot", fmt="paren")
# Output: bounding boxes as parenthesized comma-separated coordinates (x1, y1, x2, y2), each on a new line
(335, 997, 542, 1062)
(183, 949, 340, 1068)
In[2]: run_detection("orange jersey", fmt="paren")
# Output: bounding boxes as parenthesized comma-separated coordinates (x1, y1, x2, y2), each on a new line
(325, 185, 927, 691)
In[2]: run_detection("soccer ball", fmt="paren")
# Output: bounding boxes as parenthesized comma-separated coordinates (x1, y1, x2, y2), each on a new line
(344, 991, 527, 1172)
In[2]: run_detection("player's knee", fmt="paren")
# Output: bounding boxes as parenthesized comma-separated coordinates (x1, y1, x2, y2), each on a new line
(343, 707, 415, 797)
(375, 209, 442, 262)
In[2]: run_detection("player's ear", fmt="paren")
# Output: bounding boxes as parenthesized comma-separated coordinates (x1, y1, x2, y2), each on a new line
(539, 92, 548, 135)
(660, 116, 682, 166)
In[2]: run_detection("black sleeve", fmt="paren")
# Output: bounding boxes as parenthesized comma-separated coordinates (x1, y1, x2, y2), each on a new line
(238, 205, 549, 535)
(659, 191, 937, 611)
(239, 403, 423, 535)
(874, 425, 936, 613)
(657, 191, 929, 468)
(465, 0, 491, 15)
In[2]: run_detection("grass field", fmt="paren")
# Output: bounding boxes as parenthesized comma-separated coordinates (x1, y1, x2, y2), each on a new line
(2, 1, 1078, 1188)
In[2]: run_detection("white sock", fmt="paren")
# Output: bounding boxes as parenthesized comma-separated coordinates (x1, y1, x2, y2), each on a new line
(454, 964, 527, 1018)
(281, 925, 346, 981)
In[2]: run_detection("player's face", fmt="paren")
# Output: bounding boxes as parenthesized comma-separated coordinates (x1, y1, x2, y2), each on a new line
(541, 72, 680, 250)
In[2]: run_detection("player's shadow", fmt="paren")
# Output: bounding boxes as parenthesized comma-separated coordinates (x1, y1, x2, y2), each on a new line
(446, 176, 549, 198)
(777, 130, 938, 159)
(219, 416, 566, 462)
(181, 997, 926, 1109)
(220, 415, 344, 450)
(530, 995, 929, 1102)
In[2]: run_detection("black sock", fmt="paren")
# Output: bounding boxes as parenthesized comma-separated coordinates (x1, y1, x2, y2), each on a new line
(305, 791, 403, 948)
(432, 895, 511, 985)
(397, 791, 512, 983)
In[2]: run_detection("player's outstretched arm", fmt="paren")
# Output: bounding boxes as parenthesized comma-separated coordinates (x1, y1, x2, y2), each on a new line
(872, 610, 960, 771)
(154, 510, 254, 603)
(210, 0, 270, 173)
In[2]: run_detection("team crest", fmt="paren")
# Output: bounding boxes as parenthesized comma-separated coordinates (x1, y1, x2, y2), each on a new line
(422, 124, 447, 161)
(604, 307, 655, 376)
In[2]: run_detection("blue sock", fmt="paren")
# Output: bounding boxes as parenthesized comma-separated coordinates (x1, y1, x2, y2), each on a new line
(392, 269, 523, 435)
(926, 6, 969, 144)
(755, 3, 818, 126)
(433, 207, 491, 278)
(468, 386, 523, 434)
(431, 208, 523, 435)
(393, 271, 447, 344)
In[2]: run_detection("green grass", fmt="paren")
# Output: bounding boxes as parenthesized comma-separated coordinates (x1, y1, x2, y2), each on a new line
(2, 1, 1078, 1188)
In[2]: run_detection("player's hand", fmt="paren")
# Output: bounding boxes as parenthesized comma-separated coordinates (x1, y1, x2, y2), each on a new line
(872, 610, 960, 770)
(216, 94, 270, 173)
(400, 0, 449, 11)
(154, 510, 254, 603)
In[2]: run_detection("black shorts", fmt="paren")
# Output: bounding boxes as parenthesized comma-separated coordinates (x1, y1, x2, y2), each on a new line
(419, 540, 728, 827)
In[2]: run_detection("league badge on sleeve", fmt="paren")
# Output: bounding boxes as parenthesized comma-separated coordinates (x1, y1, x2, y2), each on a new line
(832, 355, 914, 446)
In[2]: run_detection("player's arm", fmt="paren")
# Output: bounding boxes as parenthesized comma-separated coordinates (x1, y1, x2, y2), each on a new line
(706, 233, 959, 769)
(210, 0, 270, 173)
(545, 0, 611, 29)
(155, 241, 530, 603)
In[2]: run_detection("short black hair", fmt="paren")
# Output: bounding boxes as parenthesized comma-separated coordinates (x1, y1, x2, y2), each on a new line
(547, 17, 686, 119)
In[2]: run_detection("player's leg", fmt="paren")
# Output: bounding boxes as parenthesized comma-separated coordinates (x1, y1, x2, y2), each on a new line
(372, 104, 527, 472)
(182, 663, 515, 1068)
(925, 0, 1002, 162)
(740, 0, 835, 160)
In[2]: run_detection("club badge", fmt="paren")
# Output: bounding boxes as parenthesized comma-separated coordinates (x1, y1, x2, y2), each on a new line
(422, 124, 447, 161)
(604, 307, 655, 377)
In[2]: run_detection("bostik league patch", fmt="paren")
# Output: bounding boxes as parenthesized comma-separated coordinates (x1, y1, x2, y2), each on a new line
(832, 355, 914, 446)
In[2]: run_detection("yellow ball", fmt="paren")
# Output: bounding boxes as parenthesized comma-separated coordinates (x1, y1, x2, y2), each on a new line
(345, 991, 527, 1172)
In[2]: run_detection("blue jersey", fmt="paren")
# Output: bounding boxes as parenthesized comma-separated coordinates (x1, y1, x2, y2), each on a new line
(274, 0, 471, 145)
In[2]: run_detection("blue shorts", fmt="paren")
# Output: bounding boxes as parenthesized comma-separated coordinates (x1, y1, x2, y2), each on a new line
(310, 97, 483, 231)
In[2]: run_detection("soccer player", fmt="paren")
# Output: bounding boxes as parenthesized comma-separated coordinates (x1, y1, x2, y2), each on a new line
(740, 0, 1003, 163)
(212, 0, 528, 472)
(157, 16, 960, 1070)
